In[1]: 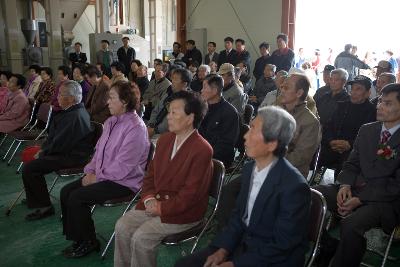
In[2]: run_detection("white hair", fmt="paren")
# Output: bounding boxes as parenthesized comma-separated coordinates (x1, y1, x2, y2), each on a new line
(62, 80, 82, 103)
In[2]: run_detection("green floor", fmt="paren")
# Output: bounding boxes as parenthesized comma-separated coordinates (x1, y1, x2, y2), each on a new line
(0, 139, 399, 267)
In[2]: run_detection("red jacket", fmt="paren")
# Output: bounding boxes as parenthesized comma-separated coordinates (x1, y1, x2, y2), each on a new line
(136, 131, 213, 224)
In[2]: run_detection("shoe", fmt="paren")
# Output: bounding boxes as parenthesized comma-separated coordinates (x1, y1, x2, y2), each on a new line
(62, 241, 81, 255)
(63, 239, 100, 258)
(25, 206, 55, 221)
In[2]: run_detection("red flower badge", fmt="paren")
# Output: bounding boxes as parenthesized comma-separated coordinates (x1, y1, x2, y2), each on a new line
(377, 144, 397, 160)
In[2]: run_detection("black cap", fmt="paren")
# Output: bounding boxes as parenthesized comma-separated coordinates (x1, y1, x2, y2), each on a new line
(323, 64, 335, 72)
(346, 75, 372, 90)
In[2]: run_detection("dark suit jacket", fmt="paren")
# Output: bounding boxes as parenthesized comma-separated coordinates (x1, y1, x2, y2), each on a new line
(69, 52, 87, 66)
(117, 46, 136, 74)
(338, 121, 400, 230)
(182, 47, 203, 65)
(212, 159, 311, 267)
(236, 50, 252, 73)
(204, 52, 219, 65)
(218, 49, 238, 68)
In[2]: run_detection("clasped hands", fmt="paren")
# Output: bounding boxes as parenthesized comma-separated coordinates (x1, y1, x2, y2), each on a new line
(336, 185, 361, 217)
(203, 248, 233, 267)
(144, 198, 161, 216)
(329, 140, 351, 154)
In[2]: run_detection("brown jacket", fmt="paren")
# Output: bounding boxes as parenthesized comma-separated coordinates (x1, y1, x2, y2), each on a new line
(136, 131, 213, 224)
(85, 79, 111, 123)
(286, 102, 321, 177)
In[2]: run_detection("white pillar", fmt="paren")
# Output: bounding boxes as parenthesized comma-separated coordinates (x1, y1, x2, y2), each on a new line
(148, 0, 163, 64)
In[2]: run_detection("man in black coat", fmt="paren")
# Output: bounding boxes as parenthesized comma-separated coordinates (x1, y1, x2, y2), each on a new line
(199, 75, 239, 168)
(253, 42, 271, 81)
(22, 80, 93, 221)
(182, 39, 202, 66)
(315, 83, 400, 267)
(69, 42, 87, 70)
(218, 37, 237, 68)
(235, 39, 251, 73)
(117, 37, 136, 77)
(269, 33, 295, 72)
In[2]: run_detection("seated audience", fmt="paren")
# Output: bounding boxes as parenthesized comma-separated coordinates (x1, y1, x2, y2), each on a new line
(260, 70, 288, 107)
(188, 61, 200, 77)
(142, 63, 171, 120)
(51, 65, 71, 111)
(316, 68, 350, 126)
(314, 83, 400, 267)
(314, 64, 335, 102)
(0, 74, 29, 133)
(95, 63, 110, 81)
(218, 63, 247, 115)
(60, 80, 149, 258)
(34, 67, 55, 104)
(23, 65, 42, 100)
(190, 64, 210, 92)
(110, 61, 128, 84)
(170, 42, 184, 62)
(249, 64, 277, 111)
(176, 106, 311, 267)
(128, 59, 142, 82)
(236, 61, 252, 93)
(319, 75, 376, 177)
(253, 42, 271, 81)
(147, 68, 191, 136)
(114, 91, 212, 267)
(209, 61, 218, 74)
(0, 70, 12, 112)
(371, 60, 393, 98)
(85, 66, 111, 123)
(371, 72, 396, 106)
(150, 58, 163, 81)
(199, 74, 239, 168)
(22, 80, 93, 221)
(136, 65, 150, 97)
(72, 64, 91, 103)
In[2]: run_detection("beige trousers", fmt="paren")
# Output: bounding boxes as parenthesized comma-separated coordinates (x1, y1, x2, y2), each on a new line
(114, 209, 199, 267)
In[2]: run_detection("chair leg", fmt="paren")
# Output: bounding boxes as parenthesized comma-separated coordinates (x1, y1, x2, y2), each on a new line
(0, 134, 8, 149)
(381, 228, 396, 267)
(90, 205, 96, 214)
(48, 175, 60, 194)
(2, 139, 15, 161)
(101, 231, 115, 260)
(16, 162, 24, 174)
(7, 141, 22, 165)
(5, 188, 25, 216)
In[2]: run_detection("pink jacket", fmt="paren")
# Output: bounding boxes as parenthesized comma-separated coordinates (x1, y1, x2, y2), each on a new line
(0, 89, 30, 133)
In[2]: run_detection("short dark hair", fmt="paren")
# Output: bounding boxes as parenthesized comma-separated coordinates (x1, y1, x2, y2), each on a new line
(224, 37, 234, 43)
(73, 64, 86, 75)
(154, 58, 163, 65)
(173, 42, 182, 49)
(110, 81, 138, 112)
(276, 33, 288, 43)
(204, 74, 224, 94)
(130, 59, 142, 66)
(111, 61, 126, 73)
(381, 83, 400, 103)
(86, 66, 101, 78)
(101, 39, 110, 45)
(172, 68, 192, 84)
(74, 42, 82, 47)
(235, 38, 245, 45)
(170, 90, 208, 129)
(29, 64, 41, 74)
(344, 44, 352, 52)
(259, 42, 270, 49)
(293, 74, 310, 101)
(0, 70, 12, 80)
(41, 67, 53, 78)
(189, 61, 200, 68)
(96, 62, 106, 73)
(58, 65, 71, 77)
(10, 73, 26, 88)
(122, 36, 130, 41)
(186, 39, 195, 45)
(208, 41, 216, 47)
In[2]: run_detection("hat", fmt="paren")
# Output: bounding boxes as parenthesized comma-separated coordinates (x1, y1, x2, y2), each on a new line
(347, 75, 372, 90)
(375, 60, 392, 70)
(218, 63, 234, 75)
(323, 65, 335, 72)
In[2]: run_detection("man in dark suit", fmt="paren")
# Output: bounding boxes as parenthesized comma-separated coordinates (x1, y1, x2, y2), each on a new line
(235, 38, 251, 74)
(69, 42, 87, 70)
(204, 41, 219, 65)
(315, 83, 400, 267)
(218, 37, 237, 68)
(182, 39, 202, 66)
(175, 106, 311, 267)
(117, 37, 136, 77)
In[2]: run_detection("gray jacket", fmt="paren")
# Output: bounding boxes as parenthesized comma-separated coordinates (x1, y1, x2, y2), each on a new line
(142, 78, 171, 108)
(222, 81, 248, 115)
(334, 51, 369, 81)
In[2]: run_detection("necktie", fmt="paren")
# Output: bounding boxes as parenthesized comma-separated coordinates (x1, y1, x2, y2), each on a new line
(381, 130, 391, 144)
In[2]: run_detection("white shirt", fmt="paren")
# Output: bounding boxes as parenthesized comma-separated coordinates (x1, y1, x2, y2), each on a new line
(382, 123, 400, 140)
(244, 158, 277, 225)
(170, 129, 196, 160)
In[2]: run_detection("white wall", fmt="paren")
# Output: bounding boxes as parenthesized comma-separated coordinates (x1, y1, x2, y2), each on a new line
(186, 0, 282, 65)
(71, 4, 96, 62)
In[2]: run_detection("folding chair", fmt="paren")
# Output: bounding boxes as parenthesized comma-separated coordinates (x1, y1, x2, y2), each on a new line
(305, 188, 328, 267)
(307, 145, 321, 186)
(1, 101, 38, 156)
(4, 103, 52, 171)
(161, 159, 225, 254)
(243, 104, 254, 125)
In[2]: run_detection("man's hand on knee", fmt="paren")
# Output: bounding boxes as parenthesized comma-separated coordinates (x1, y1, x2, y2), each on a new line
(337, 185, 352, 206)
(203, 248, 228, 267)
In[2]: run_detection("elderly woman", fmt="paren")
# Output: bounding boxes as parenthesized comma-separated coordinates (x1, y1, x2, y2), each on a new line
(34, 67, 55, 104)
(114, 91, 213, 267)
(0, 74, 30, 133)
(60, 80, 150, 258)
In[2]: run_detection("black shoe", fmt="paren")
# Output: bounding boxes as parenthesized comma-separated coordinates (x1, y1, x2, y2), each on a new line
(62, 241, 81, 255)
(63, 239, 100, 258)
(314, 232, 339, 267)
(25, 206, 55, 221)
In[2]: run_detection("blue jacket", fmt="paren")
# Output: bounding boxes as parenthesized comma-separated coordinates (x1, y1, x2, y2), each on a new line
(212, 158, 311, 267)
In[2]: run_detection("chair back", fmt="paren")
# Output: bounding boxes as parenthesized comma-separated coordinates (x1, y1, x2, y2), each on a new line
(145, 142, 155, 171)
(243, 104, 254, 125)
(306, 188, 327, 267)
(236, 124, 250, 153)
(90, 121, 104, 147)
(36, 103, 52, 127)
(209, 159, 225, 201)
(308, 145, 321, 185)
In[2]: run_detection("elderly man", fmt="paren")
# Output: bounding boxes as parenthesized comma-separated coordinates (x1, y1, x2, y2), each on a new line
(199, 74, 239, 168)
(218, 63, 247, 115)
(22, 80, 93, 221)
(371, 72, 396, 106)
(190, 64, 210, 92)
(176, 106, 311, 267)
(249, 64, 277, 111)
(319, 75, 376, 178)
(316, 68, 350, 126)
(315, 83, 400, 267)
(371, 60, 393, 99)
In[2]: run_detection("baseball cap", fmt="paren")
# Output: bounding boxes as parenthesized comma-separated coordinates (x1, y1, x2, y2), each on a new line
(218, 63, 235, 75)
(374, 60, 392, 70)
(347, 75, 372, 90)
(323, 65, 335, 72)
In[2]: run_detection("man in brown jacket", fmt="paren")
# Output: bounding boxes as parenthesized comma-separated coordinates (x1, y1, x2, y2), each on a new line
(85, 67, 111, 123)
